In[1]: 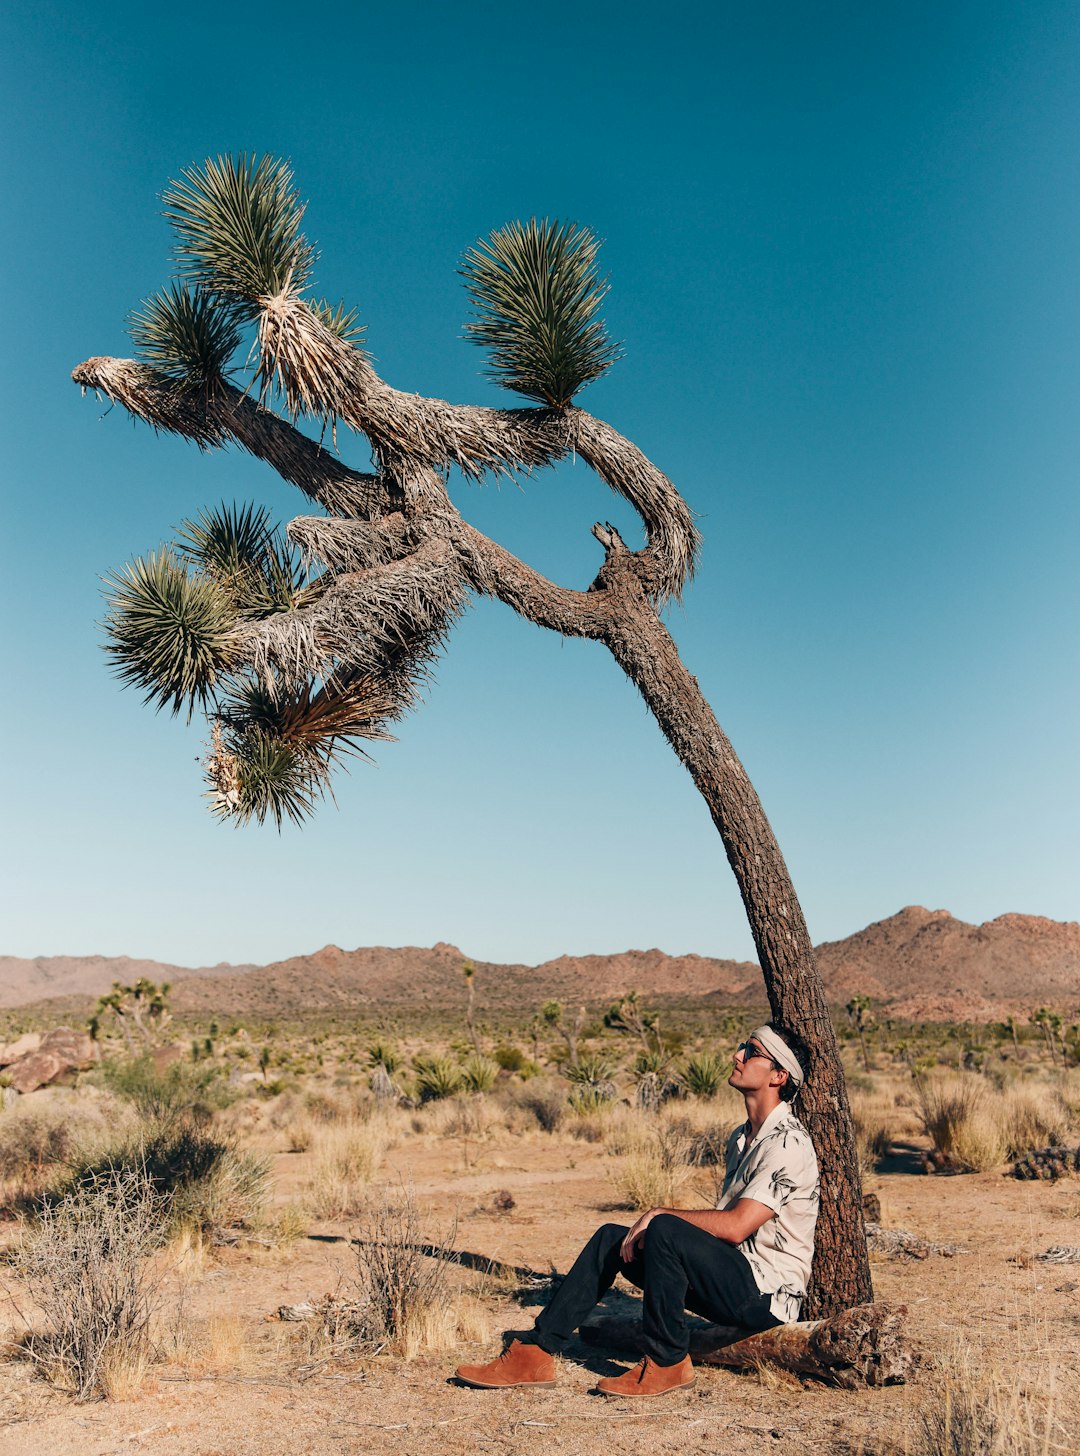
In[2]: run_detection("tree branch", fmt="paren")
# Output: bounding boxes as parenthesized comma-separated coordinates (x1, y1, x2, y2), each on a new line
(448, 518, 614, 639)
(71, 357, 391, 518)
(235, 536, 467, 686)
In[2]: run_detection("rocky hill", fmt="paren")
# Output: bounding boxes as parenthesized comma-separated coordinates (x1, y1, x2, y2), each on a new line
(2, 908, 1077, 1020)
(0, 954, 257, 1010)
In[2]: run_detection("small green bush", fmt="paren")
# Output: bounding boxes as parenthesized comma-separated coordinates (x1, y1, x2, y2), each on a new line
(413, 1056, 464, 1103)
(681, 1052, 728, 1099)
(492, 1044, 527, 1073)
(460, 1055, 499, 1094)
(101, 1054, 232, 1123)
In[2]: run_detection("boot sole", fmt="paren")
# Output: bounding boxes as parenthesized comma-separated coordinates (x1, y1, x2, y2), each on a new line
(456, 1376, 558, 1389)
(596, 1375, 696, 1398)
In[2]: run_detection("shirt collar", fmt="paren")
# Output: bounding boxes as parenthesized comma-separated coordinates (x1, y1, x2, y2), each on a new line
(739, 1099, 792, 1148)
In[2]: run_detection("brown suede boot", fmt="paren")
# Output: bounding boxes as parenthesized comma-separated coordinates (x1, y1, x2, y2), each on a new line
(596, 1354, 695, 1398)
(455, 1338, 557, 1389)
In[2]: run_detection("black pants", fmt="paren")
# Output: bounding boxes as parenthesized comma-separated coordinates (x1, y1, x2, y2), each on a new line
(531, 1215, 780, 1366)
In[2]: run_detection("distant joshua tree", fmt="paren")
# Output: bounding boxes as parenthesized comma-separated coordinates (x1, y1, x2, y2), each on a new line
(72, 155, 869, 1313)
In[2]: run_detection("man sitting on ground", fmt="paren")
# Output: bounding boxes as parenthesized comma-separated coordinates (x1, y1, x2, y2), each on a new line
(454, 1023, 818, 1398)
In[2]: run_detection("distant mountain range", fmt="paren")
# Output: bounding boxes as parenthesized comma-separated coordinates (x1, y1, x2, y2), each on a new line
(1, 907, 1077, 1022)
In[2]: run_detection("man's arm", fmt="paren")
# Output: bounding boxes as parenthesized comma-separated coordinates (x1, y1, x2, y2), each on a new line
(619, 1199, 774, 1262)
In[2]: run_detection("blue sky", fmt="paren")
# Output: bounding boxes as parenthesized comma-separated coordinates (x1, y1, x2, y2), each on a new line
(2, 1, 1078, 968)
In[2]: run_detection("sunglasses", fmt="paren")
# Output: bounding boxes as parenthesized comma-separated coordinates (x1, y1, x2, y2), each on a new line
(735, 1041, 778, 1065)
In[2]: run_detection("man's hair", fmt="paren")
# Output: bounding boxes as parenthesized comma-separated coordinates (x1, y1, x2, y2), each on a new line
(765, 1023, 810, 1102)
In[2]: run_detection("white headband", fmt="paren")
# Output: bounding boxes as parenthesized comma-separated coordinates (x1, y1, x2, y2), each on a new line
(749, 1025, 804, 1088)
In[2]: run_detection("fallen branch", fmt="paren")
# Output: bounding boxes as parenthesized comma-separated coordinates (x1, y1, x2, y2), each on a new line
(865, 1221, 966, 1260)
(579, 1302, 916, 1389)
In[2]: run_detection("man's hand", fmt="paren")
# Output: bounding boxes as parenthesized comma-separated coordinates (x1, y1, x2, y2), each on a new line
(620, 1209, 661, 1262)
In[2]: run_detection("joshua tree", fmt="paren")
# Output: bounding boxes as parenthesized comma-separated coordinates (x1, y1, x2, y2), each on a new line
(72, 155, 870, 1313)
(541, 1000, 586, 1072)
(91, 977, 173, 1048)
(1030, 1007, 1062, 1066)
(462, 961, 481, 1056)
(845, 994, 876, 1074)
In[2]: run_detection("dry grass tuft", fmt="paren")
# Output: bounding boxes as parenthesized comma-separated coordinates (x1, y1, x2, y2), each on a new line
(915, 1073, 1008, 1172)
(849, 1085, 901, 1171)
(306, 1119, 388, 1220)
(202, 1314, 249, 1372)
(997, 1082, 1075, 1157)
(609, 1122, 693, 1210)
(901, 1350, 1062, 1456)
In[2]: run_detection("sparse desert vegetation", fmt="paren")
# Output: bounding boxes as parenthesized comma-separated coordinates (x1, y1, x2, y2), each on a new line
(0, 995, 1077, 1454)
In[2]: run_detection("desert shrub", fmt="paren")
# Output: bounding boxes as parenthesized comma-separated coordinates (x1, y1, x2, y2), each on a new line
(101, 1054, 232, 1124)
(492, 1044, 527, 1074)
(998, 1084, 1075, 1158)
(327, 1191, 459, 1358)
(684, 1124, 729, 1167)
(367, 1041, 400, 1075)
(45, 1121, 268, 1241)
(0, 1098, 121, 1209)
(914, 1073, 1008, 1172)
(413, 1056, 463, 1103)
(283, 1113, 317, 1153)
(0, 1105, 76, 1176)
(459, 1055, 499, 1095)
(518, 1085, 565, 1134)
(568, 1084, 616, 1117)
(850, 1087, 900, 1171)
(680, 1052, 728, 1099)
(15, 1165, 165, 1399)
(307, 1119, 388, 1220)
(427, 1094, 498, 1139)
(566, 1053, 617, 1115)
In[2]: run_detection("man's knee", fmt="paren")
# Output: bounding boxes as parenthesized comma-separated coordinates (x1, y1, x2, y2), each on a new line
(582, 1222, 629, 1253)
(643, 1213, 684, 1246)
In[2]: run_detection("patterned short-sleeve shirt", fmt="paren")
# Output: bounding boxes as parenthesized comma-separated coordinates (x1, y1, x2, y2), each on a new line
(717, 1101, 820, 1323)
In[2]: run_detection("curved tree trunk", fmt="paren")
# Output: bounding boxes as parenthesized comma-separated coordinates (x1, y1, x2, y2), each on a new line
(598, 580, 872, 1315)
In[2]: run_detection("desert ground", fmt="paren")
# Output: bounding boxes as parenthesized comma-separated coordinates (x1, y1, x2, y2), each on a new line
(0, 1008, 1077, 1456)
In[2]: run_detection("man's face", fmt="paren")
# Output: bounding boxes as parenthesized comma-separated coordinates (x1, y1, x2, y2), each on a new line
(728, 1038, 785, 1095)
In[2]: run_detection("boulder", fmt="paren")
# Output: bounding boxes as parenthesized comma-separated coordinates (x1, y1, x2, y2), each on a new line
(39, 1028, 98, 1065)
(0, 1032, 41, 1066)
(7, 1051, 66, 1094)
(3, 1026, 99, 1093)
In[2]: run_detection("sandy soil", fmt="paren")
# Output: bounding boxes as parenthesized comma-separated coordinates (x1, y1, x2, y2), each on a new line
(1, 1133, 1078, 1455)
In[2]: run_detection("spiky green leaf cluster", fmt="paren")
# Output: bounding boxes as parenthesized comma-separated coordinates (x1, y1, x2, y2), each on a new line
(206, 672, 393, 828)
(105, 500, 408, 827)
(102, 551, 237, 716)
(461, 219, 622, 406)
(206, 729, 322, 829)
(163, 154, 315, 301)
(175, 502, 316, 617)
(309, 297, 366, 345)
(130, 284, 242, 384)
